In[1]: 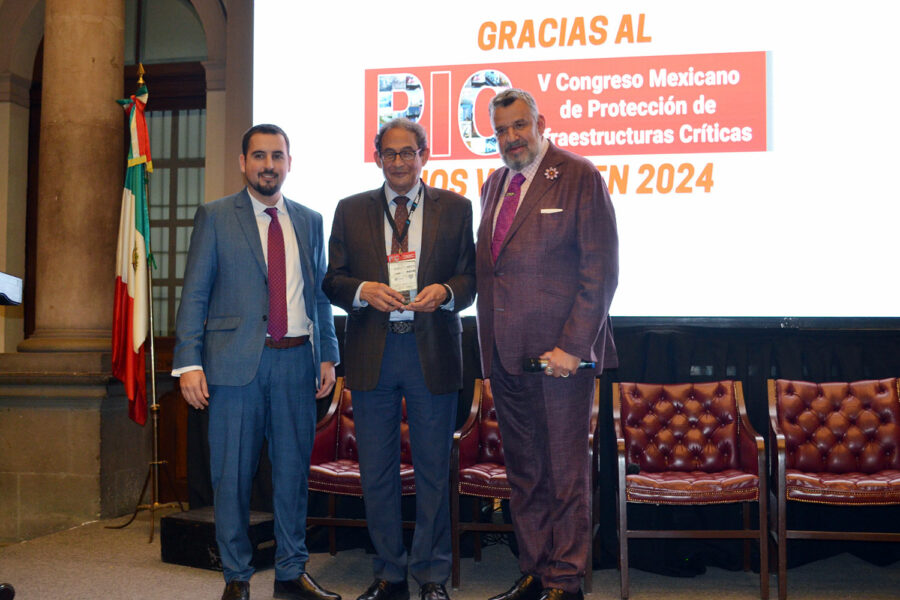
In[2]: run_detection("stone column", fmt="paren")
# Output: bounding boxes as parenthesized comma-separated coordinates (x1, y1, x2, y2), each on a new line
(224, 0, 253, 194)
(19, 0, 124, 352)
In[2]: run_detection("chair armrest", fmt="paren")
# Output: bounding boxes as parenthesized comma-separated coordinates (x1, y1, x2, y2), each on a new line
(453, 379, 483, 470)
(735, 381, 764, 475)
(612, 382, 626, 450)
(767, 379, 787, 485)
(588, 376, 601, 442)
(310, 377, 344, 465)
(613, 383, 628, 488)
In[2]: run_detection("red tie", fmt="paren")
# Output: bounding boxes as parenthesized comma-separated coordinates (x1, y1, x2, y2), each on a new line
(491, 173, 526, 262)
(264, 207, 287, 341)
(391, 196, 410, 255)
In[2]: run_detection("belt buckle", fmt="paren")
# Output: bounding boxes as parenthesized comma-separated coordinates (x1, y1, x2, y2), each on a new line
(389, 321, 414, 334)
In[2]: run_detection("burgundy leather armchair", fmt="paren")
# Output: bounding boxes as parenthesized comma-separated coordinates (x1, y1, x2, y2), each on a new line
(768, 378, 900, 599)
(614, 380, 768, 599)
(450, 379, 598, 591)
(307, 377, 415, 553)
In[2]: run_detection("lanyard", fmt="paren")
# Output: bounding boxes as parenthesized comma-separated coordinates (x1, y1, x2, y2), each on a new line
(381, 184, 423, 249)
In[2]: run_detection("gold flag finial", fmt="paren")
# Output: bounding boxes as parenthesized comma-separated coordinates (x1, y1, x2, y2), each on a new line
(137, 63, 145, 86)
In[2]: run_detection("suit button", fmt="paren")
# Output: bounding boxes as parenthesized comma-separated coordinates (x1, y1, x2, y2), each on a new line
(262, 315, 267, 321)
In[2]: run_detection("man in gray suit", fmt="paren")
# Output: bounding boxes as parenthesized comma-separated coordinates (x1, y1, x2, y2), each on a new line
(323, 118, 475, 600)
(174, 124, 341, 600)
(476, 89, 618, 600)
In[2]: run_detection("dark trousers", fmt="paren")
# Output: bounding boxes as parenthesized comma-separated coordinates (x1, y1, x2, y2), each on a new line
(208, 343, 316, 583)
(491, 346, 594, 592)
(352, 331, 458, 585)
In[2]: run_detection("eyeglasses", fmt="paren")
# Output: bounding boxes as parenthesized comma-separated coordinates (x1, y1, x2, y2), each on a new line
(380, 148, 421, 162)
(493, 120, 532, 138)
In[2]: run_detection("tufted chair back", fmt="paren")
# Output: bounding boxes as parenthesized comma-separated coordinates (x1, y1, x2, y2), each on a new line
(619, 381, 740, 473)
(772, 378, 900, 474)
(335, 388, 412, 465)
(477, 380, 505, 465)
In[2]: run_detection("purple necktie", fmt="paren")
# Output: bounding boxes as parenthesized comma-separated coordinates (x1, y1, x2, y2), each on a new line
(491, 173, 526, 262)
(264, 207, 287, 341)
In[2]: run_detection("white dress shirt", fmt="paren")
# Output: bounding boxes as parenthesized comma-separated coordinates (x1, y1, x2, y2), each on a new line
(353, 180, 454, 320)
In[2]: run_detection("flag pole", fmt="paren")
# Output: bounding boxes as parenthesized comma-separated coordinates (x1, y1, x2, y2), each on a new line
(109, 64, 184, 542)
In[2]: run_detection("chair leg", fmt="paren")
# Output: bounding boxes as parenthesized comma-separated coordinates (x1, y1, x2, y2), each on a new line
(758, 495, 769, 600)
(328, 494, 337, 556)
(742, 502, 751, 571)
(617, 492, 629, 598)
(451, 487, 461, 589)
(777, 497, 787, 600)
(472, 499, 482, 562)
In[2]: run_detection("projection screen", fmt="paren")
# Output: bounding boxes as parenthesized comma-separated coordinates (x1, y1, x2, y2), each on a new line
(253, 1, 900, 318)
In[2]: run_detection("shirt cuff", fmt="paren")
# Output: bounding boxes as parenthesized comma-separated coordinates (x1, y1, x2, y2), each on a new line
(172, 365, 203, 377)
(353, 283, 369, 308)
(440, 283, 455, 311)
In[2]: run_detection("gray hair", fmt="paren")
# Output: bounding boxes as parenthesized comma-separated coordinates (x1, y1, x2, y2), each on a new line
(374, 118, 428, 153)
(489, 88, 539, 123)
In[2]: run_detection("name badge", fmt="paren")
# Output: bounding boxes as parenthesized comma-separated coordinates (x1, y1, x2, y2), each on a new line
(387, 251, 417, 303)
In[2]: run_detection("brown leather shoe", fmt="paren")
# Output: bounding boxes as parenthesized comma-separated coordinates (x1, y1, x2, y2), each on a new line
(536, 588, 583, 600)
(419, 583, 449, 600)
(356, 579, 410, 600)
(488, 575, 542, 600)
(274, 573, 341, 600)
(222, 580, 249, 600)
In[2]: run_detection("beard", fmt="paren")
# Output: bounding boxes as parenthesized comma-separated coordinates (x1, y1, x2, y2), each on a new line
(500, 140, 539, 171)
(248, 171, 281, 196)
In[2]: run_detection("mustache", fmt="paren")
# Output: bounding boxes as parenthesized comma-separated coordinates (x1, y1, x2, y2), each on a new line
(504, 140, 528, 152)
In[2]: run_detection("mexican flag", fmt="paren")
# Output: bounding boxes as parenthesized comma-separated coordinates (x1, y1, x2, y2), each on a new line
(112, 85, 153, 425)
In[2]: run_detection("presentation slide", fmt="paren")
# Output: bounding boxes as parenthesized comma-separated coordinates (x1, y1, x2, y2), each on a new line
(253, 1, 899, 318)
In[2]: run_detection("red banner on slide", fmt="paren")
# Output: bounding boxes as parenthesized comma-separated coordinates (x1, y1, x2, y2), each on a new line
(364, 51, 767, 161)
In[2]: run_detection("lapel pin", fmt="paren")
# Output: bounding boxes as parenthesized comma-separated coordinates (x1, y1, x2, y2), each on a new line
(544, 166, 559, 180)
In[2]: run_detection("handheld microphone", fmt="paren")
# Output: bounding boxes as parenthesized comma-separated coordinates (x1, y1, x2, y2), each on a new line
(522, 358, 597, 372)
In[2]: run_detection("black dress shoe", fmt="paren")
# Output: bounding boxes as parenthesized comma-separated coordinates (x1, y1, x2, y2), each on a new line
(274, 573, 341, 600)
(537, 588, 583, 600)
(488, 575, 542, 600)
(222, 580, 249, 600)
(419, 583, 449, 600)
(356, 579, 410, 600)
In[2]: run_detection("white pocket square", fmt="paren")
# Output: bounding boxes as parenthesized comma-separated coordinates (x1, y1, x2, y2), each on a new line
(540, 208, 563, 214)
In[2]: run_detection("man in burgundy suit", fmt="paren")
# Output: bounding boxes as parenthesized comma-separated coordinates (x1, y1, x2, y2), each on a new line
(476, 89, 618, 600)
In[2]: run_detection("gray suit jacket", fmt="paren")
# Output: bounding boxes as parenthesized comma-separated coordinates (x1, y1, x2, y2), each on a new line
(174, 189, 339, 386)
(476, 143, 619, 377)
(323, 184, 476, 394)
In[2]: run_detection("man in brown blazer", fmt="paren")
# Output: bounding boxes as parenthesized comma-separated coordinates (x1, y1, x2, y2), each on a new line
(476, 89, 618, 600)
(323, 118, 476, 600)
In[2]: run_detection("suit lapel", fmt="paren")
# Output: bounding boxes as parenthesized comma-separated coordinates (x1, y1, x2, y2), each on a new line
(369, 188, 390, 282)
(479, 167, 509, 255)
(234, 189, 268, 277)
(285, 199, 314, 306)
(418, 185, 440, 286)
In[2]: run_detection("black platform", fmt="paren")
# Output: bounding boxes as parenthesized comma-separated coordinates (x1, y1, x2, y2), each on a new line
(160, 507, 275, 571)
